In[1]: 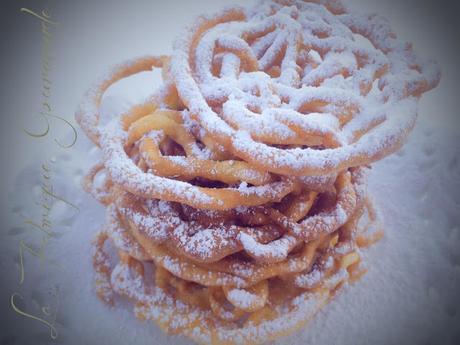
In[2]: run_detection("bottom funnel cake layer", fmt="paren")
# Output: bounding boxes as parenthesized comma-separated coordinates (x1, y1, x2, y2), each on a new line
(91, 169, 382, 345)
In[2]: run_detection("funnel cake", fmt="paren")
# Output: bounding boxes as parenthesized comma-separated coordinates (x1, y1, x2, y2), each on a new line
(76, 0, 439, 344)
(170, 0, 439, 176)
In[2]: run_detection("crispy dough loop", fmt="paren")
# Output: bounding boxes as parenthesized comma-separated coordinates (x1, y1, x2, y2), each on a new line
(83, 162, 115, 206)
(76, 55, 167, 146)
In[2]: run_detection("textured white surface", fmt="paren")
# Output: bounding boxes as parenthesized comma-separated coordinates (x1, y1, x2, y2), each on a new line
(1, 1, 459, 345)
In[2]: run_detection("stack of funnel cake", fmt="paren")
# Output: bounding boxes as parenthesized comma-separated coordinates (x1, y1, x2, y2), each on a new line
(76, 0, 439, 344)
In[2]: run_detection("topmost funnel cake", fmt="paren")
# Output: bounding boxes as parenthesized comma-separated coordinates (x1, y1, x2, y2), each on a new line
(75, 0, 440, 344)
(170, 0, 439, 176)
